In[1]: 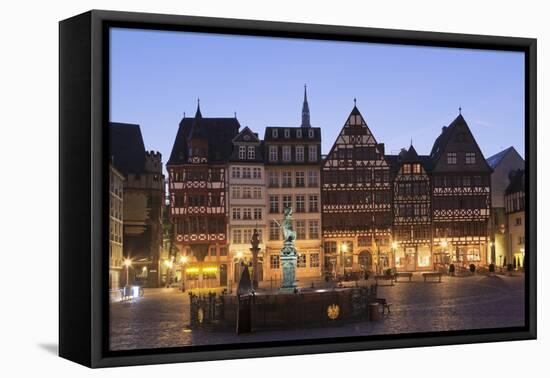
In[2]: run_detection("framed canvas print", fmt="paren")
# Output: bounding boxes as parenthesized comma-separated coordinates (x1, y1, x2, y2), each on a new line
(59, 10, 536, 368)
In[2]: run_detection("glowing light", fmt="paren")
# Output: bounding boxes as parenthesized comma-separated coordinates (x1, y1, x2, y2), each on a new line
(202, 267, 218, 273)
(186, 267, 199, 273)
(391, 241, 398, 249)
(520, 248, 525, 253)
(440, 241, 448, 248)
(123, 258, 132, 267)
(164, 259, 173, 268)
(180, 256, 188, 264)
(142, 266, 147, 272)
(132, 286, 140, 297)
(341, 243, 348, 253)
(236, 251, 244, 259)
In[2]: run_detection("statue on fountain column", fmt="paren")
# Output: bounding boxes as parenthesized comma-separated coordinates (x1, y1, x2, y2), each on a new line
(274, 207, 297, 291)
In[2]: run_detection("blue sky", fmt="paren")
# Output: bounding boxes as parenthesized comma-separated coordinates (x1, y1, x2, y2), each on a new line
(110, 28, 525, 163)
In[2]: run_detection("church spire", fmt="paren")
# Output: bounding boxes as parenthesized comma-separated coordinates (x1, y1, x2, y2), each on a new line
(195, 98, 202, 119)
(301, 84, 311, 128)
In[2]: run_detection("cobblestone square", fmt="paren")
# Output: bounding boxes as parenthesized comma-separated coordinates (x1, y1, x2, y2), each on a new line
(110, 274, 525, 351)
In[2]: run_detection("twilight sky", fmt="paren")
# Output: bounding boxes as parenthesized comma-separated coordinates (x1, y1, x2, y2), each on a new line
(110, 27, 525, 165)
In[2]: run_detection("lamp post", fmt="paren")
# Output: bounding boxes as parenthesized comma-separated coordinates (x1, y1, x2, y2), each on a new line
(123, 258, 132, 286)
(340, 242, 348, 276)
(391, 241, 398, 270)
(179, 255, 188, 292)
(250, 228, 261, 290)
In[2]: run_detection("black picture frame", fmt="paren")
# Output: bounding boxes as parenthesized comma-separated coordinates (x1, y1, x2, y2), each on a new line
(59, 9, 537, 368)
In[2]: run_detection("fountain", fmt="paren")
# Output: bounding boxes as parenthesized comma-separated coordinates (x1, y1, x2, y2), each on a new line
(274, 207, 298, 292)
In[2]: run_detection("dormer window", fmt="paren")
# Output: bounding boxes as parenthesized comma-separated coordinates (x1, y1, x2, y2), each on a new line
(239, 145, 246, 159)
(296, 129, 302, 138)
(308, 129, 314, 138)
(447, 152, 457, 165)
(272, 129, 278, 138)
(247, 146, 255, 160)
(284, 129, 290, 138)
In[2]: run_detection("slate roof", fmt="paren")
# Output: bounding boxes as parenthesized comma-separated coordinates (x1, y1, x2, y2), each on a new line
(263, 126, 321, 142)
(167, 115, 241, 165)
(109, 122, 147, 175)
(429, 114, 467, 160)
(386, 145, 431, 177)
(486, 146, 521, 169)
(505, 169, 525, 195)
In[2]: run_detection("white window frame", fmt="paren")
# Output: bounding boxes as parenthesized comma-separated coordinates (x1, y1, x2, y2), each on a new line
(296, 145, 305, 162)
(282, 146, 291, 162)
(308, 145, 317, 162)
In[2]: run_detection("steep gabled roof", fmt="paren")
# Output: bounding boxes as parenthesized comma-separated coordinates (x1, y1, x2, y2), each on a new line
(168, 115, 240, 165)
(109, 122, 147, 175)
(429, 113, 492, 173)
(486, 146, 523, 169)
(505, 169, 525, 195)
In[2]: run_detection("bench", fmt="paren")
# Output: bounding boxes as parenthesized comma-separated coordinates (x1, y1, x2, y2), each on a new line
(422, 272, 442, 282)
(374, 274, 394, 285)
(373, 298, 392, 314)
(394, 272, 413, 282)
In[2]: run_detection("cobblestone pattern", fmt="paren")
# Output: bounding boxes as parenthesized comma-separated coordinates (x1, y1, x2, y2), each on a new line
(110, 274, 525, 351)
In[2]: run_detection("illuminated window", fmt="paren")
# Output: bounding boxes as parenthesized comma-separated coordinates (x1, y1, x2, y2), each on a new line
(413, 163, 421, 174)
(270, 254, 280, 269)
(403, 164, 411, 174)
(297, 253, 306, 268)
(310, 253, 320, 268)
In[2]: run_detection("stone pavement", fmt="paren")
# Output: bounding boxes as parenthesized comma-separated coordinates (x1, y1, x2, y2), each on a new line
(109, 274, 525, 351)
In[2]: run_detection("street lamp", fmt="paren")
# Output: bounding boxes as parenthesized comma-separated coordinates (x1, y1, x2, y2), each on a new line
(340, 242, 348, 276)
(123, 258, 132, 286)
(179, 255, 188, 292)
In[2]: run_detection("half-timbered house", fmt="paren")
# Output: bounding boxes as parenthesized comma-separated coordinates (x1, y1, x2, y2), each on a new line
(321, 103, 392, 275)
(388, 145, 433, 271)
(429, 113, 492, 267)
(167, 103, 240, 288)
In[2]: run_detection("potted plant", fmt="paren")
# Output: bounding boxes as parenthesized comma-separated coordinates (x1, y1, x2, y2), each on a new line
(469, 264, 476, 273)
